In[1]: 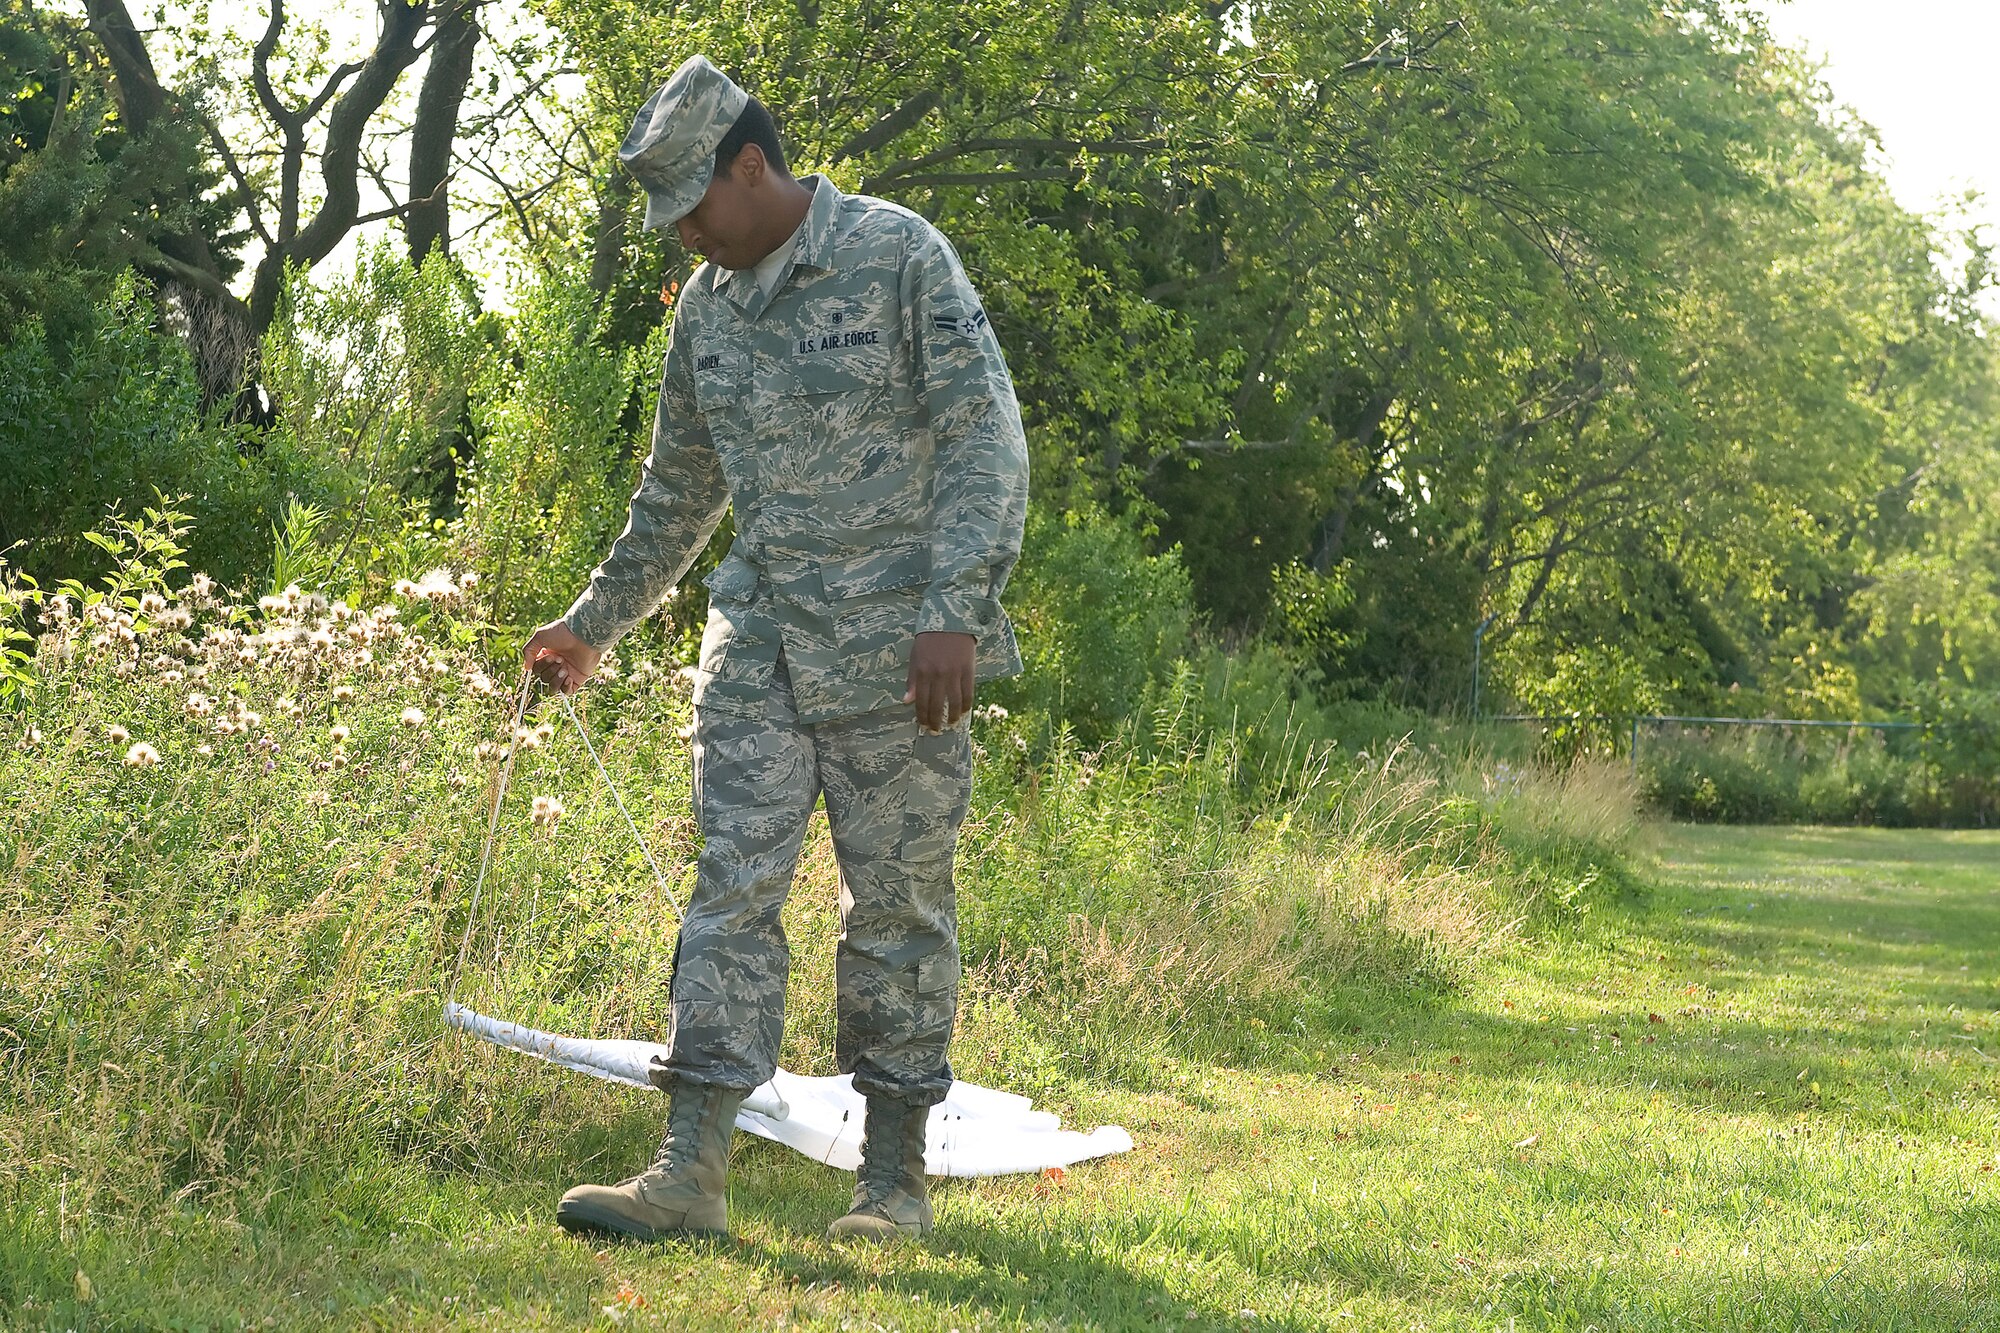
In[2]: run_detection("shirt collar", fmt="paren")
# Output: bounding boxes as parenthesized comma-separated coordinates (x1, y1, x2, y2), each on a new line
(717, 174, 842, 304)
(791, 174, 842, 271)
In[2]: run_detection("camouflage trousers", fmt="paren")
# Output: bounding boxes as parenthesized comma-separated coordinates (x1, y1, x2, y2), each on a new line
(660, 655, 972, 1107)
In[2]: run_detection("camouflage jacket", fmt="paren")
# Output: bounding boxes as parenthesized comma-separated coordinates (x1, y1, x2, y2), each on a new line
(564, 176, 1029, 723)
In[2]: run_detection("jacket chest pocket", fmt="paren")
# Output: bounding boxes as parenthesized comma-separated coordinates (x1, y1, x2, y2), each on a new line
(773, 343, 901, 486)
(779, 341, 893, 402)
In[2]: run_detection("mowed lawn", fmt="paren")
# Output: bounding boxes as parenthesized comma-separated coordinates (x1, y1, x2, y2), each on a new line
(14, 826, 2000, 1330)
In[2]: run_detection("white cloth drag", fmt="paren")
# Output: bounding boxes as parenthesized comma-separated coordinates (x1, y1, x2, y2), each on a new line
(445, 1002, 1133, 1178)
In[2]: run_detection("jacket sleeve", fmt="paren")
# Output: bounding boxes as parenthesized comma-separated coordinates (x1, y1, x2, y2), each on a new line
(901, 225, 1030, 639)
(562, 317, 730, 651)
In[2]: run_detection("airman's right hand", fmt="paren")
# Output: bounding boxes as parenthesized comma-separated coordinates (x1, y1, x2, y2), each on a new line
(523, 619, 602, 695)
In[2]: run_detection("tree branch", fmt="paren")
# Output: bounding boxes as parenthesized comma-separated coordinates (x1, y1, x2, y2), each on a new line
(1176, 438, 1303, 452)
(138, 251, 251, 319)
(251, 0, 299, 134)
(248, 0, 434, 332)
(884, 167, 1079, 189)
(1338, 19, 1466, 75)
(831, 89, 939, 164)
(300, 60, 369, 125)
(199, 112, 274, 248)
(83, 0, 166, 131)
(869, 135, 1172, 188)
(353, 183, 448, 229)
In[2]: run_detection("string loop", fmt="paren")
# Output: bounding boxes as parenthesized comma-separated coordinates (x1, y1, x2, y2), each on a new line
(446, 668, 684, 1012)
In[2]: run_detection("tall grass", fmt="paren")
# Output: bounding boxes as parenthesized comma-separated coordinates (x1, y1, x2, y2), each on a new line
(0, 516, 1640, 1241)
(1640, 724, 1993, 826)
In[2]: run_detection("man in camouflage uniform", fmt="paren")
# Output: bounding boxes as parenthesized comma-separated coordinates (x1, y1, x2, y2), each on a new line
(522, 54, 1028, 1244)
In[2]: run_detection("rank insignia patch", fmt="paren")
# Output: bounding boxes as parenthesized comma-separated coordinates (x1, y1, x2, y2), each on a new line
(932, 310, 989, 339)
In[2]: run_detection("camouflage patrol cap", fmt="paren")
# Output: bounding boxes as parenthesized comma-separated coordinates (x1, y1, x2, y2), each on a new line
(620, 55, 749, 231)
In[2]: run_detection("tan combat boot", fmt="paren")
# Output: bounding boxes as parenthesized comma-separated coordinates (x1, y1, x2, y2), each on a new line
(556, 1079, 744, 1241)
(826, 1095, 933, 1242)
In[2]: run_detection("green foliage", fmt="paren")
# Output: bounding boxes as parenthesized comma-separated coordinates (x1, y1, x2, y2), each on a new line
(987, 505, 1195, 745)
(454, 270, 657, 631)
(0, 568, 36, 710)
(258, 244, 488, 585)
(0, 498, 192, 709)
(0, 2, 244, 345)
(534, 0, 1237, 498)
(265, 498, 336, 599)
(1916, 683, 2000, 787)
(50, 497, 193, 605)
(1639, 721, 1996, 828)
(1146, 441, 1345, 630)
(1265, 558, 1359, 684)
(0, 279, 321, 591)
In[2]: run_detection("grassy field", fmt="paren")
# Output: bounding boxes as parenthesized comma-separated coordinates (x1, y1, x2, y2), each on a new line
(7, 822, 1997, 1331)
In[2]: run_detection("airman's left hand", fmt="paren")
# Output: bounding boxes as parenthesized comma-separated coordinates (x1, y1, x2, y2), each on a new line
(905, 632, 975, 732)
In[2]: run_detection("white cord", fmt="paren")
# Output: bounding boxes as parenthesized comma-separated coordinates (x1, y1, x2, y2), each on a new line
(554, 686, 684, 919)
(446, 668, 685, 1014)
(448, 665, 534, 1011)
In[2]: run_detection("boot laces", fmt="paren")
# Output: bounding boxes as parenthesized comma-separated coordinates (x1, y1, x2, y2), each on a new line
(856, 1099, 918, 1206)
(652, 1083, 712, 1174)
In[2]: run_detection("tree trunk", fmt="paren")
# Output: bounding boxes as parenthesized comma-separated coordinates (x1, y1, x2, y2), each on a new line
(407, 2, 482, 265)
(87, 0, 263, 415)
(1309, 388, 1396, 574)
(588, 168, 634, 297)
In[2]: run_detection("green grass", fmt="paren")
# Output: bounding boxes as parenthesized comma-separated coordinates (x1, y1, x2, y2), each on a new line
(5, 546, 1995, 1329)
(9, 824, 1999, 1331)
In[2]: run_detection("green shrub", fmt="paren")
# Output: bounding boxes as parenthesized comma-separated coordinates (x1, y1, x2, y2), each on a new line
(1639, 721, 1994, 827)
(454, 272, 659, 633)
(0, 278, 330, 590)
(987, 504, 1195, 744)
(257, 245, 487, 599)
